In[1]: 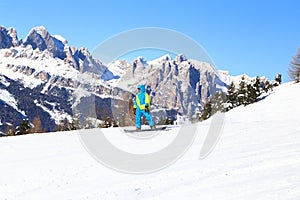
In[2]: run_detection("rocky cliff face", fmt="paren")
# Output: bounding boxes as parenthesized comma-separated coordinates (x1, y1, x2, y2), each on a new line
(0, 26, 120, 133)
(23, 26, 66, 59)
(116, 54, 227, 116)
(0, 26, 20, 49)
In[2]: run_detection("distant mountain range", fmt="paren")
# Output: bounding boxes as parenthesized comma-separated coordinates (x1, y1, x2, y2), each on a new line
(0, 25, 263, 134)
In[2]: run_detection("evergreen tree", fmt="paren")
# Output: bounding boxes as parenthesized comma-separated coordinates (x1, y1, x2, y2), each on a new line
(274, 73, 282, 86)
(250, 76, 262, 102)
(264, 80, 273, 93)
(226, 81, 238, 110)
(201, 91, 226, 120)
(56, 118, 70, 131)
(238, 76, 248, 106)
(289, 47, 300, 83)
(211, 91, 227, 112)
(17, 119, 31, 135)
(254, 76, 262, 96)
(224, 75, 274, 112)
(200, 101, 212, 120)
(246, 84, 257, 104)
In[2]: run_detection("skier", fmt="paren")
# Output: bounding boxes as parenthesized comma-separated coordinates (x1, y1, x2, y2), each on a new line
(133, 85, 156, 131)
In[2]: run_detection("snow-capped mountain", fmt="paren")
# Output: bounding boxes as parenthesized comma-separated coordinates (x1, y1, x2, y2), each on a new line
(24, 26, 66, 60)
(110, 54, 228, 115)
(0, 25, 271, 134)
(0, 25, 119, 133)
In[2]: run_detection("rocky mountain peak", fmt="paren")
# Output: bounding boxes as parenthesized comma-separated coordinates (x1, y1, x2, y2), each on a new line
(24, 26, 66, 59)
(175, 54, 187, 63)
(32, 26, 49, 38)
(7, 27, 20, 47)
(0, 26, 20, 49)
(151, 54, 172, 64)
(133, 56, 147, 64)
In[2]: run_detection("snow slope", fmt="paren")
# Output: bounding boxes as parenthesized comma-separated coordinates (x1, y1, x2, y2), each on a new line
(0, 82, 300, 200)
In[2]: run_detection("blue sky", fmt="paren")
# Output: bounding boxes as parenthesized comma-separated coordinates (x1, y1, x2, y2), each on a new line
(1, 0, 300, 81)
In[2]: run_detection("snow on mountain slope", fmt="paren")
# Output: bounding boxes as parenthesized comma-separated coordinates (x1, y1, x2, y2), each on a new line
(0, 46, 78, 88)
(0, 88, 26, 117)
(218, 70, 269, 86)
(0, 25, 115, 90)
(0, 82, 299, 199)
(107, 60, 128, 78)
(52, 34, 68, 45)
(0, 89, 18, 111)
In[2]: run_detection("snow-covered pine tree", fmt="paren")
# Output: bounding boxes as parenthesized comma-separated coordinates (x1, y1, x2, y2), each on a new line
(246, 84, 257, 105)
(263, 80, 273, 93)
(248, 76, 262, 103)
(237, 76, 248, 106)
(211, 91, 227, 112)
(253, 76, 262, 97)
(201, 91, 226, 120)
(274, 73, 282, 86)
(226, 81, 238, 110)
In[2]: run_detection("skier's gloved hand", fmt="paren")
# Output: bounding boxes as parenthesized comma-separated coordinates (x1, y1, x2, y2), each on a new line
(133, 108, 136, 115)
(145, 105, 150, 113)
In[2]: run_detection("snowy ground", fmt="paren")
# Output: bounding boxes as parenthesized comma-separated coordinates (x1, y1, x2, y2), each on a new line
(0, 82, 300, 200)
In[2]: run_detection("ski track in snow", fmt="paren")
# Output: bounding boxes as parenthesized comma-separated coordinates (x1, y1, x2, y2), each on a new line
(0, 82, 300, 199)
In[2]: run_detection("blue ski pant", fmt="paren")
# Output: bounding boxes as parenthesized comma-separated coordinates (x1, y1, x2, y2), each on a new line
(136, 110, 154, 128)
